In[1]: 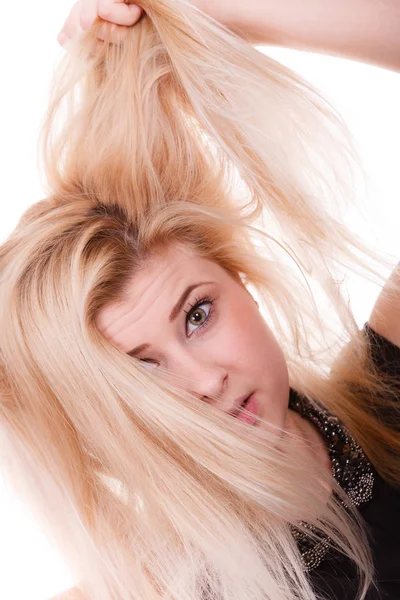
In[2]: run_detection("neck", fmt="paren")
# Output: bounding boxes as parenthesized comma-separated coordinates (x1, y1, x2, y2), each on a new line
(285, 408, 332, 474)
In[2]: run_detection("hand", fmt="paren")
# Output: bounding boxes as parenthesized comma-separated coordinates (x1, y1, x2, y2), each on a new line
(57, 0, 145, 48)
(57, 0, 268, 51)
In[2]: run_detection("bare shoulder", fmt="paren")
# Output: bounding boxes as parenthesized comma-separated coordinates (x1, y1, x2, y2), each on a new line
(368, 261, 400, 349)
(48, 588, 86, 600)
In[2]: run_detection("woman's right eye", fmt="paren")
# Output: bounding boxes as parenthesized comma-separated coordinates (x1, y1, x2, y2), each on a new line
(139, 358, 158, 369)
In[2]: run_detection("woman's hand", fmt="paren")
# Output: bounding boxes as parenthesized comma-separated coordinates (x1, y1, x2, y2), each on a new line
(57, 0, 268, 50)
(57, 0, 145, 48)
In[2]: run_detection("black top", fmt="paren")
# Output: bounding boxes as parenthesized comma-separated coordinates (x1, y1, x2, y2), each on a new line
(291, 323, 400, 599)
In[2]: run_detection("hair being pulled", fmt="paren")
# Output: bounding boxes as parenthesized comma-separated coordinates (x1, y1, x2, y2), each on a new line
(1, 1, 400, 599)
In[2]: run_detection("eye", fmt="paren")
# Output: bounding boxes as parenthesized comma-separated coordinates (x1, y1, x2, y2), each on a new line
(138, 295, 217, 368)
(184, 295, 216, 337)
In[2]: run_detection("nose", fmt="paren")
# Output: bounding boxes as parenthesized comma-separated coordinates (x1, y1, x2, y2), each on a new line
(168, 348, 228, 407)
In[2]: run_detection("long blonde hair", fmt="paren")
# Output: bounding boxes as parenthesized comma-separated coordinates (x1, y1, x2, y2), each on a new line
(1, 1, 399, 599)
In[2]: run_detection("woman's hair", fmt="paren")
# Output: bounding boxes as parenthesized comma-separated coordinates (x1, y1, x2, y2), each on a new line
(1, 1, 399, 598)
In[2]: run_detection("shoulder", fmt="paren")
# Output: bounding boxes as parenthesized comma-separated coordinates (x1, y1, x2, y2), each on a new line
(48, 588, 85, 600)
(368, 261, 400, 349)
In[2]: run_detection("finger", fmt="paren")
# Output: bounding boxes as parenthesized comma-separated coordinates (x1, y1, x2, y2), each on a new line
(80, 0, 99, 29)
(97, 0, 143, 27)
(58, 0, 84, 44)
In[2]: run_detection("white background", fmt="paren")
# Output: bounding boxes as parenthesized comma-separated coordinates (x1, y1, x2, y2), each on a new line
(0, 2, 399, 598)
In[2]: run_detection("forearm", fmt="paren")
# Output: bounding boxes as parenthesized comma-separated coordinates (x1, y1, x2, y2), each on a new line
(223, 0, 400, 72)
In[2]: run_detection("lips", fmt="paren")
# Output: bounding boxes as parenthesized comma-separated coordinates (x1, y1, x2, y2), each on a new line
(229, 393, 252, 417)
(235, 394, 258, 424)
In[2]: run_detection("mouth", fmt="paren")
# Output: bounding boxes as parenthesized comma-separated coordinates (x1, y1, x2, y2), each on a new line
(231, 393, 258, 425)
(231, 394, 251, 417)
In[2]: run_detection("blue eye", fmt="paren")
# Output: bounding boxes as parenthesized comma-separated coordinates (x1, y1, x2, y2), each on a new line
(138, 295, 217, 368)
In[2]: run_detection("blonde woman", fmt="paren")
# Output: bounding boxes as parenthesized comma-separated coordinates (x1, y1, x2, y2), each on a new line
(1, 1, 400, 599)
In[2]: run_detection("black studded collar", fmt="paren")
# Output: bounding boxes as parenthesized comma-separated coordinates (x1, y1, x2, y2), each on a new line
(288, 388, 374, 570)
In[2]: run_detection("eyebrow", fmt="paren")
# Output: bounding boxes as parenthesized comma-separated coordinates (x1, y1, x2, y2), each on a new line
(126, 281, 214, 357)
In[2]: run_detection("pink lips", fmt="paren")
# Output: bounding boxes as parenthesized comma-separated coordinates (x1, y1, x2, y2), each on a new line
(236, 393, 258, 425)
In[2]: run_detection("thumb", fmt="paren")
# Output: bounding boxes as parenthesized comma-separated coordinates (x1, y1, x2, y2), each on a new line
(97, 0, 144, 27)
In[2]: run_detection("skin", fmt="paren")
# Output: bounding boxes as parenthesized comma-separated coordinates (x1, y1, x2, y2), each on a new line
(49, 245, 399, 600)
(53, 245, 395, 600)
(52, 0, 400, 596)
(97, 244, 332, 466)
(58, 0, 400, 73)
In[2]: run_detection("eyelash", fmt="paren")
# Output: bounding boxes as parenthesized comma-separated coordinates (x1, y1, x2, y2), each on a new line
(139, 295, 217, 365)
(184, 295, 216, 336)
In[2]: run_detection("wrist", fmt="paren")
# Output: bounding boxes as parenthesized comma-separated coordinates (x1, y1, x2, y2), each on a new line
(198, 0, 278, 45)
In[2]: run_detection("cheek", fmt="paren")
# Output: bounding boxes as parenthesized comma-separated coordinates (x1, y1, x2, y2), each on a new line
(216, 302, 289, 426)
(221, 304, 288, 387)
(216, 302, 269, 363)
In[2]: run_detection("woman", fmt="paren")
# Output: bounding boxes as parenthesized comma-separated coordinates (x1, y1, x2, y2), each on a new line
(1, 1, 399, 599)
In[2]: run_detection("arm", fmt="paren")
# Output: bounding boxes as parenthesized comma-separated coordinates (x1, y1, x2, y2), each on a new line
(213, 0, 400, 72)
(48, 588, 85, 600)
(368, 262, 400, 348)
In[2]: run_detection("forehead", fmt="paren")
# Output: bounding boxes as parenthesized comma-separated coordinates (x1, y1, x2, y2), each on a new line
(96, 245, 228, 345)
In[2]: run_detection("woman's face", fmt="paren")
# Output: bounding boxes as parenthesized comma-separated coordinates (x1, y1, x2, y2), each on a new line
(97, 245, 290, 432)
